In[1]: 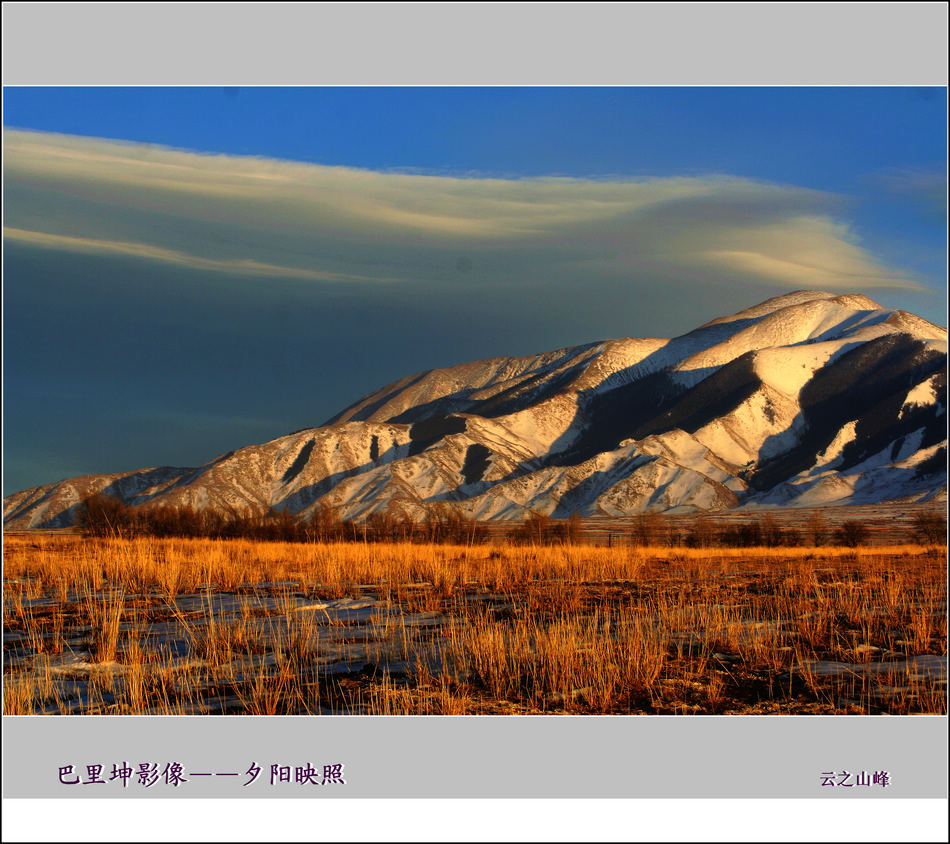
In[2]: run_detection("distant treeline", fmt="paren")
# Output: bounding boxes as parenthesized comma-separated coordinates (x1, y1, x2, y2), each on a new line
(74, 496, 586, 545)
(74, 495, 490, 544)
(630, 510, 947, 548)
(73, 493, 946, 547)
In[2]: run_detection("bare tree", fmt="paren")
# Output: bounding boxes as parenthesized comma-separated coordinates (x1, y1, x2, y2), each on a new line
(835, 520, 869, 548)
(632, 511, 662, 547)
(760, 513, 784, 547)
(806, 511, 827, 546)
(75, 492, 136, 538)
(686, 515, 715, 548)
(912, 511, 947, 545)
(566, 511, 586, 545)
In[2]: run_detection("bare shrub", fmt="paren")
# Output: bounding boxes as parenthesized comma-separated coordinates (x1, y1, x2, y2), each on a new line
(835, 520, 869, 548)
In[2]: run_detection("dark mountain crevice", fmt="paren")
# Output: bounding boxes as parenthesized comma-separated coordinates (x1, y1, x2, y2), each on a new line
(837, 378, 946, 473)
(631, 351, 762, 440)
(914, 445, 947, 478)
(408, 415, 468, 457)
(281, 439, 316, 485)
(546, 371, 688, 467)
(461, 444, 491, 485)
(546, 352, 763, 469)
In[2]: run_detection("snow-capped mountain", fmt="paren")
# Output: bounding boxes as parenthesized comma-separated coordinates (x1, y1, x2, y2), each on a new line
(4, 290, 946, 528)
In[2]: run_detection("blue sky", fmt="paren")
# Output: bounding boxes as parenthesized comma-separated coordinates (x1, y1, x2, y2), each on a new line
(3, 86, 947, 494)
(3, 86, 945, 184)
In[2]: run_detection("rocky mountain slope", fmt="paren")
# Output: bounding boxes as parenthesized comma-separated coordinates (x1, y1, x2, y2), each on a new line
(4, 290, 946, 528)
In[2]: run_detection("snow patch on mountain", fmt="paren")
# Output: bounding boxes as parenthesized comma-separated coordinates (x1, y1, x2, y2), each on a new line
(901, 373, 943, 419)
(814, 421, 858, 469)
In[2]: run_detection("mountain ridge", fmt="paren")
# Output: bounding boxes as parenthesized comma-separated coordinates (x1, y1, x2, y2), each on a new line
(5, 290, 946, 528)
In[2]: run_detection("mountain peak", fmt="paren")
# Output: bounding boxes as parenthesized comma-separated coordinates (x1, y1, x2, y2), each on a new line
(701, 290, 884, 329)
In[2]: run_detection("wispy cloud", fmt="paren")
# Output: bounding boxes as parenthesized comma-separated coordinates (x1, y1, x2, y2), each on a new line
(867, 167, 947, 219)
(3, 128, 922, 293)
(3, 227, 401, 283)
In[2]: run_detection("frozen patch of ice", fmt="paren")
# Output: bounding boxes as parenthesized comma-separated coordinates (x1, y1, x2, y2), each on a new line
(806, 655, 946, 681)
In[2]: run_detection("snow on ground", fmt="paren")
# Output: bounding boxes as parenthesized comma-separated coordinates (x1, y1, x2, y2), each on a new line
(844, 429, 927, 476)
(689, 386, 802, 467)
(700, 290, 864, 327)
(488, 394, 582, 456)
(755, 430, 942, 508)
(690, 420, 756, 469)
(576, 337, 671, 393)
(753, 340, 847, 397)
(636, 430, 737, 488)
(893, 441, 945, 470)
(753, 473, 857, 508)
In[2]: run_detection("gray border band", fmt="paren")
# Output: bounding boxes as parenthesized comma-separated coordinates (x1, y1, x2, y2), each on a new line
(3, 715, 946, 798)
(2, 3, 948, 85)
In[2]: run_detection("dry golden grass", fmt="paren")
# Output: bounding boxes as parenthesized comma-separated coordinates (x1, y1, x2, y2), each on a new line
(3, 534, 946, 715)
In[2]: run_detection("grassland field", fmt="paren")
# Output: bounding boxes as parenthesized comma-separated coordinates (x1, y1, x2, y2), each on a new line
(4, 507, 946, 716)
